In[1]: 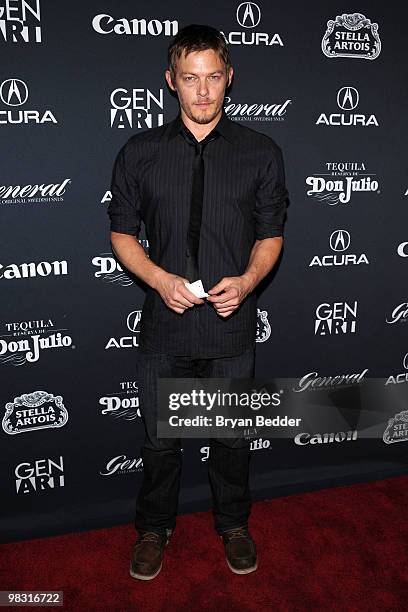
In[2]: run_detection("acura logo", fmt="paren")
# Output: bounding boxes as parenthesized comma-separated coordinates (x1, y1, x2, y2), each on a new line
(0, 79, 28, 107)
(403, 353, 408, 370)
(127, 310, 142, 333)
(329, 229, 351, 252)
(236, 2, 261, 28)
(397, 242, 408, 257)
(337, 87, 359, 111)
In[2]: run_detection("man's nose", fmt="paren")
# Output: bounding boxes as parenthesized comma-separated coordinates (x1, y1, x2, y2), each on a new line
(197, 79, 209, 97)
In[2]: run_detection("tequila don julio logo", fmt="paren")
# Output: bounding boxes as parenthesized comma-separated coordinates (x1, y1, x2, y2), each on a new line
(0, 318, 73, 366)
(305, 161, 379, 205)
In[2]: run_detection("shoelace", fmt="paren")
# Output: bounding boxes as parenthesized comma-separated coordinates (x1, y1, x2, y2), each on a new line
(226, 527, 248, 540)
(135, 531, 162, 546)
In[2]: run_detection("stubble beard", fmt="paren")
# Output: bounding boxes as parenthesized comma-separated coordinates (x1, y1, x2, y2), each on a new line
(182, 100, 223, 125)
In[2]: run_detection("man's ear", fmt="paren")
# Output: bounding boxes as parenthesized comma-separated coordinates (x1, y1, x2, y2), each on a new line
(165, 70, 176, 92)
(227, 66, 234, 88)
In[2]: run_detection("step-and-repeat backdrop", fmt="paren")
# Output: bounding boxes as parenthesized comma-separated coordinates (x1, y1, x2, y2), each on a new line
(2, 1, 408, 542)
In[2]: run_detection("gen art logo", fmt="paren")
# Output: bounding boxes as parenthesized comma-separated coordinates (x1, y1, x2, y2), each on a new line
(0, 0, 42, 43)
(15, 456, 65, 494)
(315, 301, 358, 335)
(110, 87, 164, 129)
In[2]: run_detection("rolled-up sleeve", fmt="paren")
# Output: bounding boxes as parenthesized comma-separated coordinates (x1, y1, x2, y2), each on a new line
(107, 141, 142, 237)
(254, 143, 288, 239)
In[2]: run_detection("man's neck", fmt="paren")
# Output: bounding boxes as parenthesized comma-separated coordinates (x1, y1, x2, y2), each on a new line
(179, 108, 222, 142)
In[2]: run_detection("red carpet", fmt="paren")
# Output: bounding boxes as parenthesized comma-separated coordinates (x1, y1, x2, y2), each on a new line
(1, 476, 407, 611)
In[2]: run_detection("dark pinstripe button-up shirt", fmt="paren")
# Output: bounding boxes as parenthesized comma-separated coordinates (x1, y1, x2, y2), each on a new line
(108, 109, 288, 358)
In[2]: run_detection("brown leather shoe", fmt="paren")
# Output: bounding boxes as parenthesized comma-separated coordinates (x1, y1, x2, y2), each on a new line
(129, 530, 170, 581)
(221, 527, 257, 574)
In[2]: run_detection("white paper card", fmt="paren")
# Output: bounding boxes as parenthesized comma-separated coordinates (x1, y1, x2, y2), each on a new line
(184, 279, 209, 298)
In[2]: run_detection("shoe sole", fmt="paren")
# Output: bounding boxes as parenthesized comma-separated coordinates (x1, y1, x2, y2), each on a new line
(226, 558, 258, 574)
(129, 562, 163, 581)
(129, 536, 170, 581)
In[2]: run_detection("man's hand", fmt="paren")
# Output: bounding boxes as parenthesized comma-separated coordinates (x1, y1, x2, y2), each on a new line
(206, 275, 254, 318)
(155, 272, 204, 314)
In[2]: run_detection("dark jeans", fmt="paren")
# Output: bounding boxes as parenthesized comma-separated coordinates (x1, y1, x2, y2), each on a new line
(134, 345, 255, 536)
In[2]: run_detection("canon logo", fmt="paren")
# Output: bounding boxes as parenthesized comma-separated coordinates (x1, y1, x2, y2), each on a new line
(294, 430, 358, 445)
(92, 14, 178, 36)
(0, 260, 68, 279)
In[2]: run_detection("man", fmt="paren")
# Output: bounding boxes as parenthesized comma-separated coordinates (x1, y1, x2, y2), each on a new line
(108, 24, 287, 580)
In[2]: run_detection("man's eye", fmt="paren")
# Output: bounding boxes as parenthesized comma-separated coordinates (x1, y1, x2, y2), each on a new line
(184, 76, 194, 82)
(210, 75, 221, 80)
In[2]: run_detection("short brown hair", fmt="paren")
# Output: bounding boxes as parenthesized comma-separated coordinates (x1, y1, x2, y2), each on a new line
(167, 24, 231, 83)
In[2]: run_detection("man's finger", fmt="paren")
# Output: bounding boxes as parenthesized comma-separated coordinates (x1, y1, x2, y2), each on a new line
(178, 285, 204, 304)
(171, 305, 186, 314)
(207, 289, 236, 304)
(171, 295, 195, 308)
(217, 309, 235, 317)
(216, 303, 237, 311)
(207, 277, 230, 294)
(215, 301, 238, 310)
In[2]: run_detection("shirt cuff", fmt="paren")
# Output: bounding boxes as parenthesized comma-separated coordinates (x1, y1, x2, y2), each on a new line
(255, 226, 284, 240)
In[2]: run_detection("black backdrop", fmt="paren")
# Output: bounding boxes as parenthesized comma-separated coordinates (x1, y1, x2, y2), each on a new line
(1, 1, 408, 543)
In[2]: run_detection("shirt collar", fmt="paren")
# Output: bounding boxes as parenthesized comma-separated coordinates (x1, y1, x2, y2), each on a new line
(167, 107, 235, 144)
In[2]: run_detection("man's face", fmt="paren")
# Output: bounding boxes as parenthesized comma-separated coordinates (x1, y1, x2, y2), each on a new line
(165, 48, 233, 125)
